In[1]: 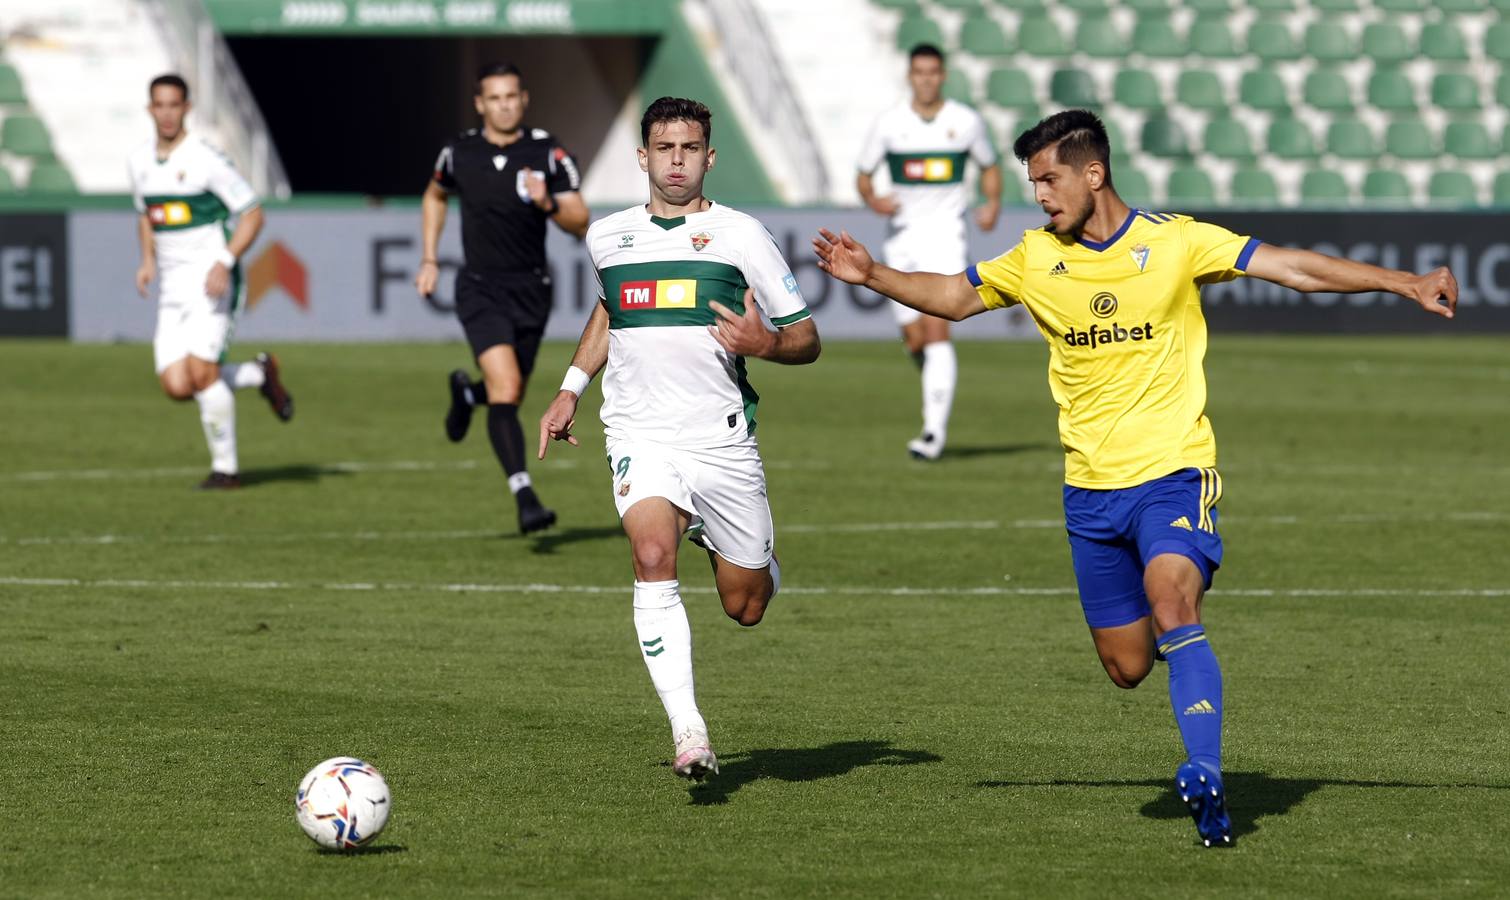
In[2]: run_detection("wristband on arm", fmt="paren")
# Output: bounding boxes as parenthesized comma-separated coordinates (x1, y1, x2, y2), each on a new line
(559, 365, 591, 396)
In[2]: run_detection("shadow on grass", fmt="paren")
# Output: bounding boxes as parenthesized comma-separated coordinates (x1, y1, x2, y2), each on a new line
(976, 772, 1510, 841)
(938, 443, 1057, 461)
(314, 844, 407, 856)
(239, 464, 356, 487)
(688, 739, 941, 806)
(522, 525, 624, 555)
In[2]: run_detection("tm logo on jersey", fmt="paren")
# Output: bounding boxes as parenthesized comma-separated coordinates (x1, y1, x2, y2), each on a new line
(902, 157, 954, 182)
(147, 201, 192, 226)
(619, 279, 698, 310)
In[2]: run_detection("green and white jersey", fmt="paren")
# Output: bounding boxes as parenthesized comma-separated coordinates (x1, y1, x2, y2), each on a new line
(856, 98, 996, 233)
(587, 202, 811, 449)
(128, 133, 259, 276)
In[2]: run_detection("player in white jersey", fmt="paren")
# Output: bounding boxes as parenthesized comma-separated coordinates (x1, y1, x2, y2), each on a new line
(857, 44, 1001, 461)
(129, 74, 293, 490)
(538, 97, 821, 783)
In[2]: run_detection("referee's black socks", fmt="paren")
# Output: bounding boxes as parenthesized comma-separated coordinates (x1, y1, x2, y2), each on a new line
(486, 403, 531, 490)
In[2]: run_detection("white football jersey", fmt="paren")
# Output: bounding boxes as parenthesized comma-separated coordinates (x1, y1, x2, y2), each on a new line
(587, 202, 811, 449)
(128, 133, 259, 275)
(856, 99, 997, 232)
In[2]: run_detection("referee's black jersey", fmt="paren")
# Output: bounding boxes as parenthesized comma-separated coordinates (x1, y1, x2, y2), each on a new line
(431, 127, 581, 275)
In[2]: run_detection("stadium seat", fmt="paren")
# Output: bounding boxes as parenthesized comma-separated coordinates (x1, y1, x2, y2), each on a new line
(1494, 171, 1510, 205)
(935, 0, 983, 9)
(897, 14, 946, 51)
(1187, 17, 1238, 57)
(1304, 68, 1353, 110)
(943, 75, 976, 106)
(1362, 170, 1413, 204)
(1247, 22, 1302, 60)
(1431, 73, 1479, 111)
(1239, 70, 1289, 110)
(1123, 0, 1171, 11)
(1267, 116, 1319, 159)
(873, 0, 919, 8)
(1301, 168, 1352, 204)
(1502, 123, 1510, 158)
(1075, 19, 1129, 58)
(1018, 16, 1071, 57)
(1113, 167, 1153, 204)
(1327, 116, 1380, 159)
(1311, 0, 1359, 9)
(1428, 171, 1479, 207)
(1248, 0, 1297, 9)
(1141, 114, 1192, 158)
(1499, 71, 1510, 106)
(1361, 23, 1412, 65)
(1436, 0, 1485, 8)
(1166, 164, 1216, 206)
(1, 115, 52, 157)
(996, 0, 1047, 9)
(1367, 69, 1417, 111)
(987, 67, 1039, 110)
(1100, 116, 1130, 155)
(1485, 23, 1510, 62)
(25, 160, 76, 194)
(1132, 17, 1185, 58)
(1203, 116, 1257, 159)
(0, 65, 25, 105)
(1373, 0, 1425, 10)
(961, 17, 1013, 56)
(1444, 121, 1497, 159)
(0, 166, 14, 193)
(1385, 118, 1437, 159)
(1304, 22, 1357, 62)
(1230, 166, 1281, 205)
(1050, 69, 1100, 107)
(1177, 70, 1226, 110)
(1114, 69, 1163, 109)
(1184, 0, 1230, 11)
(1061, 0, 1110, 11)
(1419, 22, 1469, 62)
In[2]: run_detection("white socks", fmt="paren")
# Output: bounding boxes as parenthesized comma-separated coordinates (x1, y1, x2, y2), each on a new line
(632, 579, 704, 738)
(219, 361, 265, 390)
(194, 380, 238, 474)
(920, 341, 957, 445)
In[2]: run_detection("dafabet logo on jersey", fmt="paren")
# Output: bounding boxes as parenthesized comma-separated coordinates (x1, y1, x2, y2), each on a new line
(147, 201, 192, 226)
(902, 157, 955, 182)
(619, 279, 697, 310)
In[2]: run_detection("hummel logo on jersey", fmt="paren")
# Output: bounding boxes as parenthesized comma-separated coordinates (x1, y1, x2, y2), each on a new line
(492, 154, 507, 171)
(1183, 699, 1217, 715)
(619, 233, 635, 247)
(1050, 261, 1068, 276)
(619, 279, 698, 310)
(1170, 516, 1193, 531)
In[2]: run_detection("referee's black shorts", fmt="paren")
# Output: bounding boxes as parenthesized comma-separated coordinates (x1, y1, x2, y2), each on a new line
(454, 267, 552, 377)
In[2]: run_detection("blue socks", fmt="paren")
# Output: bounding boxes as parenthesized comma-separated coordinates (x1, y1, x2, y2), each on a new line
(1158, 624, 1223, 772)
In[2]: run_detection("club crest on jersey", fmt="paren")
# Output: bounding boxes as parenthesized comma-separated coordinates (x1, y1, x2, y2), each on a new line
(619, 279, 698, 310)
(1131, 244, 1151, 272)
(492, 154, 507, 171)
(690, 232, 712, 252)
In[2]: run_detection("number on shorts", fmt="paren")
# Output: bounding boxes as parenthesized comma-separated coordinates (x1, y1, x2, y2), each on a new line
(614, 456, 631, 480)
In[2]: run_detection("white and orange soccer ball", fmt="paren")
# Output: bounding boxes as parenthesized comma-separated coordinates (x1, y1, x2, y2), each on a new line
(294, 757, 391, 850)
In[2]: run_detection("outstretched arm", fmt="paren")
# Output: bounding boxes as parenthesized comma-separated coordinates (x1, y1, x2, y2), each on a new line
(813, 227, 988, 322)
(1244, 244, 1458, 319)
(538, 302, 609, 459)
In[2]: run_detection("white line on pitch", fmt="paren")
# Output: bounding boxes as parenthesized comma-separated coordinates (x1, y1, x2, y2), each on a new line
(0, 458, 582, 483)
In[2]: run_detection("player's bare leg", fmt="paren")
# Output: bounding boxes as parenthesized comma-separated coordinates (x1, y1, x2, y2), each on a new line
(901, 314, 955, 461)
(703, 551, 777, 627)
(477, 343, 553, 532)
(161, 355, 241, 489)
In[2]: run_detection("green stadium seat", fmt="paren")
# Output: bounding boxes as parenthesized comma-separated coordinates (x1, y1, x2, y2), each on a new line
(1304, 22, 1357, 62)
(1436, 0, 1485, 9)
(1301, 168, 1352, 204)
(1501, 123, 1510, 157)
(873, 0, 919, 8)
(0, 166, 14, 193)
(1386, 118, 1437, 159)
(26, 160, 76, 194)
(1187, 17, 1239, 57)
(1075, 19, 1128, 58)
(1494, 171, 1510, 205)
(1132, 17, 1185, 58)
(1203, 115, 1256, 159)
(1304, 68, 1353, 110)
(1428, 171, 1479, 207)
(986, 67, 1038, 110)
(1311, 0, 1359, 9)
(1444, 121, 1496, 159)
(1431, 73, 1479, 110)
(942, 75, 976, 106)
(1268, 116, 1319, 159)
(1123, 0, 1171, 11)
(1373, 0, 1425, 9)
(1061, 0, 1110, 11)
(1, 114, 51, 156)
(1247, 22, 1302, 60)
(1367, 69, 1417, 111)
(897, 14, 946, 51)
(1327, 116, 1379, 159)
(1100, 116, 1130, 156)
(935, 0, 983, 9)
(1184, 0, 1229, 11)
(1363, 170, 1413, 204)
(1248, 0, 1296, 9)
(1113, 167, 1153, 205)
(1239, 70, 1289, 110)
(1499, 71, 1510, 106)
(960, 15, 1014, 56)
(0, 65, 25, 105)
(1141, 114, 1193, 158)
(997, 0, 1047, 9)
(1177, 70, 1225, 110)
(1018, 16, 1071, 57)
(1419, 22, 1469, 62)
(1113, 69, 1163, 109)
(1050, 69, 1100, 107)
(1485, 23, 1510, 62)
(1361, 23, 1412, 65)
(1166, 165, 1216, 206)
(1230, 167, 1280, 205)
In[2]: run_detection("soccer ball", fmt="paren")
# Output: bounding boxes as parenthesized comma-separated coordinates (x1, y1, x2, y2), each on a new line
(294, 757, 391, 850)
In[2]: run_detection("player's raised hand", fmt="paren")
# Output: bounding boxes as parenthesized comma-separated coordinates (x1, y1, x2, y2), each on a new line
(708, 289, 776, 358)
(813, 228, 874, 286)
(135, 259, 155, 297)
(1409, 266, 1458, 319)
(205, 262, 230, 299)
(537, 391, 580, 460)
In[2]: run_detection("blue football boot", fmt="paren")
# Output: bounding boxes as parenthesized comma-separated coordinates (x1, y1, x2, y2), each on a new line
(1176, 760, 1234, 848)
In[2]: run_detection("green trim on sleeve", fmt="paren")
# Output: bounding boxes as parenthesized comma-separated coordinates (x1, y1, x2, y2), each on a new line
(769, 309, 811, 327)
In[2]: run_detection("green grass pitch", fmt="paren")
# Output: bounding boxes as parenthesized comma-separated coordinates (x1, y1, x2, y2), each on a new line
(1, 336, 1507, 898)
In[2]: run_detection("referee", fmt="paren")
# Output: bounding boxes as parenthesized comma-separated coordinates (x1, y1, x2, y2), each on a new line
(416, 62, 589, 534)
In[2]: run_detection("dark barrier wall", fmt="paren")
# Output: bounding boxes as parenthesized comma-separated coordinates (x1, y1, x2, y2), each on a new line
(0, 214, 67, 336)
(1197, 211, 1510, 333)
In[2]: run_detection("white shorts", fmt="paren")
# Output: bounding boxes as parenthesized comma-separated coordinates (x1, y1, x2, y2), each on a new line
(153, 272, 237, 374)
(883, 223, 968, 327)
(605, 436, 773, 569)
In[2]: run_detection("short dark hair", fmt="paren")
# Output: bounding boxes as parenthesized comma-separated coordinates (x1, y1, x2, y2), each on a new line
(909, 43, 945, 65)
(476, 62, 523, 92)
(1013, 109, 1112, 175)
(640, 97, 713, 147)
(149, 74, 189, 101)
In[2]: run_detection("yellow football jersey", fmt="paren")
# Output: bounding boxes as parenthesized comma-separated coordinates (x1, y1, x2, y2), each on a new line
(968, 210, 1259, 489)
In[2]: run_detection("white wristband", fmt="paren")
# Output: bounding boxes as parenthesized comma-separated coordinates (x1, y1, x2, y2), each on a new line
(559, 366, 591, 396)
(216, 249, 237, 268)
